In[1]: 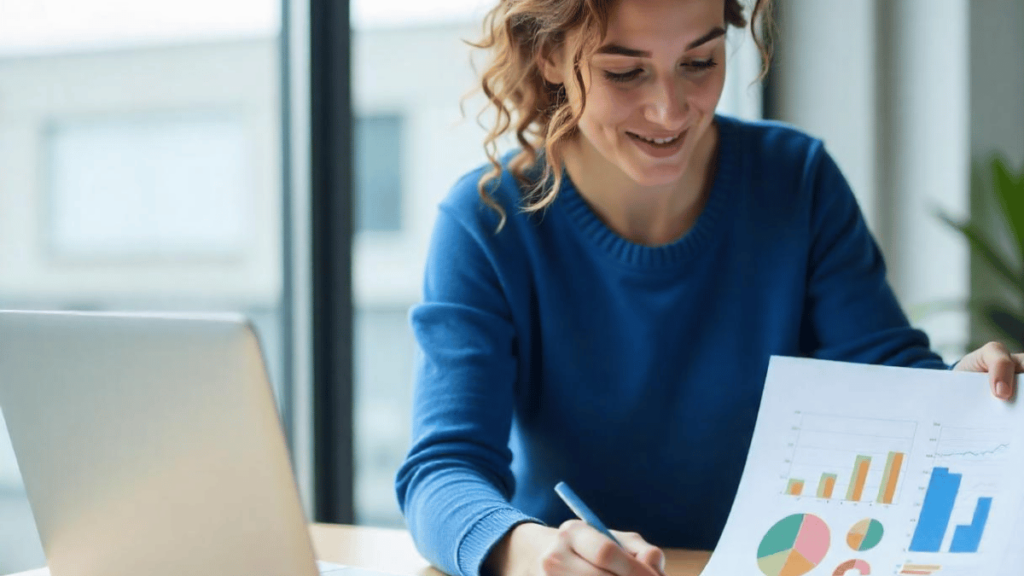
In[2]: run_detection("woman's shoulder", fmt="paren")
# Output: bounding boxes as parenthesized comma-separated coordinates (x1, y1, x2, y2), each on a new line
(718, 114, 827, 166)
(439, 151, 538, 231)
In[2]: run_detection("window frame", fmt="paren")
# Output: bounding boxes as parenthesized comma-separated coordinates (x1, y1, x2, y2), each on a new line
(308, 0, 355, 524)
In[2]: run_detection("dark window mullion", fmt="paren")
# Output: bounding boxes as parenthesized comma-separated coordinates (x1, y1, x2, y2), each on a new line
(310, 0, 354, 524)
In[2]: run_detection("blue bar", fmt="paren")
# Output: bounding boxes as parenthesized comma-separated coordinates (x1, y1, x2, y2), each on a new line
(950, 497, 993, 553)
(909, 467, 962, 552)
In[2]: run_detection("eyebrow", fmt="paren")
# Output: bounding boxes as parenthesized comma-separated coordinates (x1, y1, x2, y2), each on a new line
(595, 26, 727, 57)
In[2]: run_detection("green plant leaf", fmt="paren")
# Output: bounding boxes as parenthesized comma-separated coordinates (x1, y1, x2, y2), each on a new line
(991, 156, 1024, 266)
(937, 211, 1023, 292)
(981, 305, 1024, 352)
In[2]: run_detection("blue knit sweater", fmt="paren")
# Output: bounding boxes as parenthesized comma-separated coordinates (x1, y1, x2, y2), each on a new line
(394, 115, 946, 576)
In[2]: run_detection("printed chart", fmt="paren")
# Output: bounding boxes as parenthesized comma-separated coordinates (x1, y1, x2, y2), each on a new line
(698, 358, 1024, 576)
(782, 413, 915, 505)
(846, 518, 884, 552)
(756, 514, 830, 576)
(908, 426, 1010, 555)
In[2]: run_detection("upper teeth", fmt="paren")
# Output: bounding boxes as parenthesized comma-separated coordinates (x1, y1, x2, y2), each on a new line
(639, 134, 679, 144)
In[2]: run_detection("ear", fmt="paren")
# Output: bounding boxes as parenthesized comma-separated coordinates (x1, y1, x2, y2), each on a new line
(537, 45, 567, 85)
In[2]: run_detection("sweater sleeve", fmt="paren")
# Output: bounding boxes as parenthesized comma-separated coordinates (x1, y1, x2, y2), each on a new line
(800, 144, 948, 369)
(395, 205, 539, 576)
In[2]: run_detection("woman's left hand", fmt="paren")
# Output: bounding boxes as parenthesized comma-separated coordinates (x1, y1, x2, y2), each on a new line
(952, 341, 1024, 401)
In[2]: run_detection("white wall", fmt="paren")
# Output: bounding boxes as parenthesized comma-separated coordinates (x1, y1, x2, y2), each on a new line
(774, 0, 880, 230)
(879, 0, 971, 357)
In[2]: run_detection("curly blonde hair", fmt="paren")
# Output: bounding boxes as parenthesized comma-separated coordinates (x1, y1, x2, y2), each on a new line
(469, 0, 774, 231)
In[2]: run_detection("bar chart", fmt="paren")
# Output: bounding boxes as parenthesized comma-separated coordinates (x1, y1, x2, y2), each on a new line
(782, 413, 916, 505)
(907, 426, 1009, 554)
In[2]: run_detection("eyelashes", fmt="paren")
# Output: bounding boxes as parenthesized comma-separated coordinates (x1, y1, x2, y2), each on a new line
(603, 68, 644, 83)
(602, 59, 719, 84)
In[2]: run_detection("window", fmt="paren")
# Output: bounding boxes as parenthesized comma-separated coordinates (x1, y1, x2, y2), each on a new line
(356, 115, 404, 233)
(0, 2, 288, 571)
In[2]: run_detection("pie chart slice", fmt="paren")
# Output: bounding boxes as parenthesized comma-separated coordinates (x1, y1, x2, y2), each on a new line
(757, 514, 830, 576)
(847, 519, 884, 551)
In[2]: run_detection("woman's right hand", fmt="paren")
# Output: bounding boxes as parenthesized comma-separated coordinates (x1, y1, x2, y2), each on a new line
(485, 521, 666, 576)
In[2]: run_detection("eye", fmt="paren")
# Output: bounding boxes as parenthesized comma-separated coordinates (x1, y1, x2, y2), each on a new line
(682, 58, 719, 72)
(603, 68, 643, 83)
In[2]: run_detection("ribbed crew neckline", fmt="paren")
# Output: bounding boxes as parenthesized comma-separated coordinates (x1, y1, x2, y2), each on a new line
(556, 114, 737, 269)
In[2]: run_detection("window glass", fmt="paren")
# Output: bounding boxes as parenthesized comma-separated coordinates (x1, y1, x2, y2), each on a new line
(356, 115, 404, 233)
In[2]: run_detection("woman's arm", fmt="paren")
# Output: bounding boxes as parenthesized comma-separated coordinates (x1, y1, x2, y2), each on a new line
(800, 143, 948, 369)
(395, 205, 537, 576)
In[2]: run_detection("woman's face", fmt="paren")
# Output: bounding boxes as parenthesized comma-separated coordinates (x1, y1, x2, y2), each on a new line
(547, 0, 728, 188)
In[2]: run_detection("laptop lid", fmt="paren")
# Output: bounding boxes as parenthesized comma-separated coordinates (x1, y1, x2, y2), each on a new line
(0, 310, 318, 576)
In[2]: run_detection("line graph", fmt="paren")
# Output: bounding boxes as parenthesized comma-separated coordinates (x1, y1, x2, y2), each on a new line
(934, 444, 1009, 459)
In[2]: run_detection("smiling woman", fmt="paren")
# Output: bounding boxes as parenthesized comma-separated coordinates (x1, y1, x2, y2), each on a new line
(393, 2, 1019, 576)
(470, 0, 771, 238)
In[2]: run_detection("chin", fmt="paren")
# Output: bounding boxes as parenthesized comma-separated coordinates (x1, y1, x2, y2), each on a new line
(624, 161, 689, 188)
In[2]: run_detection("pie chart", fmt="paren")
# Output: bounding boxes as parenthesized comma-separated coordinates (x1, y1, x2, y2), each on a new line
(757, 513, 830, 576)
(832, 559, 871, 575)
(847, 518, 884, 551)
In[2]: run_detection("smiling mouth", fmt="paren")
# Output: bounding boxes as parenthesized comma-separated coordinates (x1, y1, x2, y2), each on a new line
(627, 131, 684, 147)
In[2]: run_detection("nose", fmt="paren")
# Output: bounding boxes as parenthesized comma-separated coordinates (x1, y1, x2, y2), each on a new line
(643, 77, 687, 127)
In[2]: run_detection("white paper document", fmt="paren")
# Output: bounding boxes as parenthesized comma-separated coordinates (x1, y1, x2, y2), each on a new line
(700, 357, 1024, 576)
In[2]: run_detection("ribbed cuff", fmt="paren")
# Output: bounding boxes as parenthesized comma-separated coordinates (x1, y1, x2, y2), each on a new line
(456, 507, 541, 576)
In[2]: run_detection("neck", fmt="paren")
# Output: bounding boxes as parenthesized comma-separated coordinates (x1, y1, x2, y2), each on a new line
(563, 122, 719, 247)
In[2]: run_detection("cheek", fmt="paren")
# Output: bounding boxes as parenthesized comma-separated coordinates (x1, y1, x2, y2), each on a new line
(580, 85, 638, 134)
(690, 69, 727, 110)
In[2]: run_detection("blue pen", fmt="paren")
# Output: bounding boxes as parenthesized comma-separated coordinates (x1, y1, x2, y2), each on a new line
(554, 481, 623, 546)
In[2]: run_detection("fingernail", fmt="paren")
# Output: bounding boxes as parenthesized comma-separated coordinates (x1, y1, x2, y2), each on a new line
(997, 381, 1010, 398)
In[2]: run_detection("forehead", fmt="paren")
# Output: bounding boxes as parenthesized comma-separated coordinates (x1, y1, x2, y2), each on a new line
(604, 0, 726, 44)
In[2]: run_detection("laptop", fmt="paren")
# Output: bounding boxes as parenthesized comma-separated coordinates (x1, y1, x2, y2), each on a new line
(0, 310, 381, 576)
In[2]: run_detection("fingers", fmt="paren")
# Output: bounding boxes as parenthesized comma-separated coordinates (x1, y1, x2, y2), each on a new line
(540, 540, 618, 576)
(979, 342, 1016, 400)
(551, 520, 661, 576)
(1013, 352, 1024, 373)
(614, 530, 666, 574)
(953, 342, 1020, 401)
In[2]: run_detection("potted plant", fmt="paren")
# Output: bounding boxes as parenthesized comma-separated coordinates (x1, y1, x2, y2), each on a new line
(937, 156, 1024, 351)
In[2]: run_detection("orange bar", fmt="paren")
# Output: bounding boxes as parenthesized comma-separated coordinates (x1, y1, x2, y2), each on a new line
(823, 476, 836, 498)
(817, 473, 837, 498)
(847, 455, 871, 501)
(882, 452, 905, 504)
(787, 479, 805, 495)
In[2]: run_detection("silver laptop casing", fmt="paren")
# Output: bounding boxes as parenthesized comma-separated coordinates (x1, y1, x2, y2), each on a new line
(0, 311, 319, 576)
